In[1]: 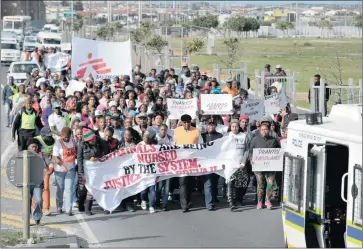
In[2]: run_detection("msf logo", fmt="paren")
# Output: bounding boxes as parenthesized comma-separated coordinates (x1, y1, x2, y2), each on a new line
(76, 53, 112, 79)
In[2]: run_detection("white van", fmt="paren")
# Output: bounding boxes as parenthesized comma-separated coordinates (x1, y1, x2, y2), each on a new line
(281, 104, 362, 248)
(50, 26, 60, 33)
(23, 36, 37, 52)
(1, 39, 21, 63)
(42, 24, 57, 32)
(36, 32, 61, 50)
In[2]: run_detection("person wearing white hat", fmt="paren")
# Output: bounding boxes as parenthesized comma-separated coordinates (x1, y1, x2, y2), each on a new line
(275, 64, 286, 77)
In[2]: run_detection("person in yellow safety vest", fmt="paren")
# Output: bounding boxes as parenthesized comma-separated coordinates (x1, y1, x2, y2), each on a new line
(2, 76, 18, 127)
(48, 102, 71, 139)
(35, 126, 55, 216)
(12, 98, 43, 151)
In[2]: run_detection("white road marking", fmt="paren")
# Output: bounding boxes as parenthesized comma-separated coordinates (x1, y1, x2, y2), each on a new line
(1, 84, 4, 89)
(74, 213, 102, 247)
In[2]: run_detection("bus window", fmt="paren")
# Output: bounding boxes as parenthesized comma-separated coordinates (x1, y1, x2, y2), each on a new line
(1, 43, 17, 50)
(14, 21, 23, 29)
(3, 21, 13, 29)
(43, 38, 60, 44)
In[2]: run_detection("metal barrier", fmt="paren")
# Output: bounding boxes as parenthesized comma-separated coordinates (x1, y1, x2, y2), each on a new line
(309, 79, 362, 116)
(213, 63, 249, 89)
(254, 70, 297, 108)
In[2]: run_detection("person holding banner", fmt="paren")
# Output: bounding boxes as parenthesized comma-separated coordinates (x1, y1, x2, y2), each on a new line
(174, 114, 203, 213)
(249, 121, 280, 210)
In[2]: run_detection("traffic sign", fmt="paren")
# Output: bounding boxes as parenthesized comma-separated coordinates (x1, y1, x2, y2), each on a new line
(6, 151, 45, 188)
(64, 12, 73, 18)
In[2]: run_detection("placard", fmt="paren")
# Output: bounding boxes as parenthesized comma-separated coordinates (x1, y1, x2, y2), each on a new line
(167, 98, 198, 119)
(252, 148, 284, 171)
(240, 100, 265, 123)
(200, 94, 233, 115)
(264, 94, 280, 114)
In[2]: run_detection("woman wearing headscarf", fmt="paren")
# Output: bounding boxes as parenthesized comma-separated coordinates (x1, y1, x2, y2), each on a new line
(227, 119, 250, 211)
(52, 127, 77, 216)
(77, 128, 108, 215)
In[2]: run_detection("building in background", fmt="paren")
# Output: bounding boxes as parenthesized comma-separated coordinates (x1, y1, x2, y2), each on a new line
(1, 0, 46, 21)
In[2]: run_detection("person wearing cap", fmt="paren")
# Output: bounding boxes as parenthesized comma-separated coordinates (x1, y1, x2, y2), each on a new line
(138, 127, 158, 214)
(249, 120, 280, 210)
(3, 76, 18, 127)
(174, 114, 203, 213)
(12, 98, 43, 151)
(222, 79, 239, 97)
(180, 62, 191, 83)
(133, 112, 148, 138)
(274, 64, 286, 77)
(48, 102, 71, 138)
(263, 64, 274, 92)
(227, 119, 250, 211)
(77, 128, 108, 215)
(201, 122, 223, 211)
(99, 86, 111, 108)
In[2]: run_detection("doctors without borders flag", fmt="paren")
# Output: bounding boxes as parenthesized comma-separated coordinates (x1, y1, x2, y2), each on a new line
(72, 37, 132, 80)
(84, 137, 240, 211)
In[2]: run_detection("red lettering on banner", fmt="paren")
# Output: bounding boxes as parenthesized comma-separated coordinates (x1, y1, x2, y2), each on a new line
(103, 174, 142, 190)
(158, 158, 198, 173)
(137, 150, 178, 164)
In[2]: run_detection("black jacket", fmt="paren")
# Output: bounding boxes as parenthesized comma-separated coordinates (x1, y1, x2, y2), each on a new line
(201, 131, 223, 143)
(308, 82, 331, 103)
(12, 107, 43, 138)
(248, 132, 280, 160)
(77, 136, 109, 176)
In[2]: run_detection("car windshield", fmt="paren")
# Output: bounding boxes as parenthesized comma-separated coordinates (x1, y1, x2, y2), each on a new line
(2, 43, 17, 49)
(14, 21, 23, 30)
(3, 21, 13, 29)
(24, 46, 35, 51)
(2, 31, 17, 38)
(12, 64, 38, 73)
(24, 37, 36, 43)
(43, 38, 60, 44)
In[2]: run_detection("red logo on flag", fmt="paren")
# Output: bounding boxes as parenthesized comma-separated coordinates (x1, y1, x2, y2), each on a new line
(76, 53, 112, 79)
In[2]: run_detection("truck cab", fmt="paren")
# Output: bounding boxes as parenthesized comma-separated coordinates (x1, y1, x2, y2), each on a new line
(1, 38, 21, 64)
(282, 104, 362, 248)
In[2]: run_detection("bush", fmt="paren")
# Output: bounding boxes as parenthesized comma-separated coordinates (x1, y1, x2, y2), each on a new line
(303, 42, 312, 47)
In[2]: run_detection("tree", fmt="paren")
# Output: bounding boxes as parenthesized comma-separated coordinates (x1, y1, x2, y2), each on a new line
(248, 18, 260, 35)
(223, 16, 246, 37)
(191, 15, 219, 29)
(354, 14, 362, 36)
(221, 38, 241, 69)
(72, 14, 84, 32)
(73, 0, 84, 11)
(130, 22, 154, 45)
(146, 35, 168, 54)
(319, 19, 333, 37)
(275, 21, 295, 37)
(96, 22, 123, 40)
(183, 38, 205, 56)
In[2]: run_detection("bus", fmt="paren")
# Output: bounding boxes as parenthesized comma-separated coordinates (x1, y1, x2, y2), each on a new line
(2, 16, 31, 42)
(36, 32, 61, 50)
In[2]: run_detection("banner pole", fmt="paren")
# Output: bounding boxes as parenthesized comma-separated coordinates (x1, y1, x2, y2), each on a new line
(22, 150, 30, 241)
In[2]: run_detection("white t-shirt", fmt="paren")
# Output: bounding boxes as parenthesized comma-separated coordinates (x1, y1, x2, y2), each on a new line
(48, 112, 67, 136)
(52, 139, 76, 172)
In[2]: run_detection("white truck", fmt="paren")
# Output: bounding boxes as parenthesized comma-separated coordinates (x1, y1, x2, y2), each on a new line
(1, 38, 21, 64)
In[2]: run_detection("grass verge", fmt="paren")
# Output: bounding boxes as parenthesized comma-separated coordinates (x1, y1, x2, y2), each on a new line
(0, 231, 43, 247)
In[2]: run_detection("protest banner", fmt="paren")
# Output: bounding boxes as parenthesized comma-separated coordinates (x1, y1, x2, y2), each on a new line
(200, 94, 233, 115)
(167, 98, 198, 119)
(264, 94, 280, 115)
(252, 148, 284, 172)
(66, 80, 85, 97)
(240, 100, 265, 123)
(44, 52, 71, 72)
(84, 137, 240, 211)
(278, 89, 288, 109)
(72, 37, 132, 80)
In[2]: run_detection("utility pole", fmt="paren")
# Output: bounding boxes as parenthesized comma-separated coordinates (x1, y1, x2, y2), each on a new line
(126, 1, 129, 31)
(138, 0, 142, 27)
(107, 1, 111, 23)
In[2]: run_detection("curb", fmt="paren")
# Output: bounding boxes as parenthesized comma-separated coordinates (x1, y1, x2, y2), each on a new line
(63, 229, 79, 248)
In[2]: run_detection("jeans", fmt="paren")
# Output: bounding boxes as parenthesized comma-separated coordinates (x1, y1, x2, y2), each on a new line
(155, 179, 170, 207)
(55, 168, 76, 213)
(30, 186, 43, 221)
(203, 174, 219, 208)
(72, 172, 78, 204)
(141, 185, 156, 208)
(4, 102, 13, 126)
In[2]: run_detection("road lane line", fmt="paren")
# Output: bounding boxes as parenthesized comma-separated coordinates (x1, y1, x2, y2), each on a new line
(74, 213, 102, 247)
(1, 193, 57, 207)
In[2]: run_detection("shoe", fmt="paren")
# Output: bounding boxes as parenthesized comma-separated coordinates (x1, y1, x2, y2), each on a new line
(208, 206, 216, 211)
(229, 203, 236, 211)
(43, 210, 51, 216)
(127, 205, 135, 212)
(35, 220, 41, 226)
(162, 206, 168, 211)
(57, 208, 63, 214)
(215, 198, 220, 203)
(78, 204, 85, 212)
(67, 212, 73, 216)
(149, 207, 156, 214)
(141, 201, 147, 210)
(85, 200, 93, 214)
(104, 210, 110, 215)
(85, 210, 93, 216)
(257, 202, 263, 209)
(168, 194, 173, 201)
(182, 208, 189, 213)
(187, 202, 193, 208)
(73, 203, 79, 208)
(266, 200, 272, 210)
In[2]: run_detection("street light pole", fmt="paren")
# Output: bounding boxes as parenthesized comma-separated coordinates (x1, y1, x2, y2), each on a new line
(138, 0, 142, 27)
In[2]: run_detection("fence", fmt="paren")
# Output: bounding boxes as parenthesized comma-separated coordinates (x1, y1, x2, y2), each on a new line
(310, 79, 362, 116)
(213, 63, 249, 89)
(254, 70, 298, 109)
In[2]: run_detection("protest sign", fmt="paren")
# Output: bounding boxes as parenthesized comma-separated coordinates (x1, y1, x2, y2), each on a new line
(264, 94, 281, 115)
(278, 89, 288, 109)
(240, 100, 265, 123)
(72, 37, 132, 80)
(84, 137, 240, 211)
(167, 98, 198, 119)
(200, 94, 233, 115)
(66, 80, 85, 97)
(252, 148, 284, 172)
(44, 52, 71, 72)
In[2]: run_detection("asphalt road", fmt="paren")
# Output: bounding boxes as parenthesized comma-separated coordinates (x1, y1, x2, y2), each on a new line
(0, 64, 285, 247)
